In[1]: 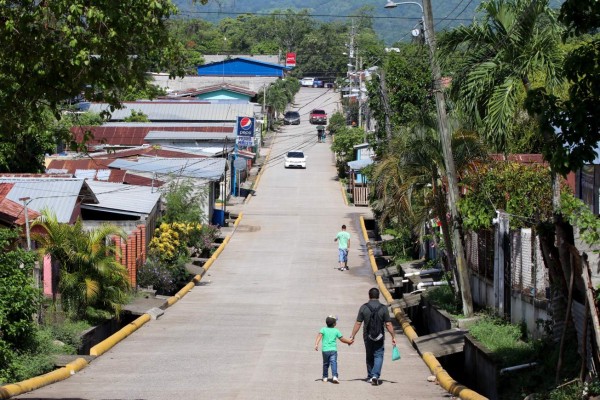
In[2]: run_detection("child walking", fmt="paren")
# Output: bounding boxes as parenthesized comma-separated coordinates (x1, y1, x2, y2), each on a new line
(314, 316, 353, 383)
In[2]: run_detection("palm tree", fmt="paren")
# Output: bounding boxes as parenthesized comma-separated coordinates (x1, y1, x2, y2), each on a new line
(372, 119, 487, 300)
(438, 0, 563, 151)
(32, 211, 130, 322)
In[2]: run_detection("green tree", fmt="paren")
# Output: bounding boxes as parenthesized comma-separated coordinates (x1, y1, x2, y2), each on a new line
(0, 229, 39, 375)
(371, 119, 487, 297)
(0, 0, 188, 172)
(161, 179, 205, 224)
(459, 161, 556, 230)
(331, 126, 365, 175)
(366, 45, 433, 147)
(32, 213, 130, 322)
(526, 1, 600, 176)
(438, 0, 563, 152)
(123, 110, 150, 122)
(295, 22, 348, 78)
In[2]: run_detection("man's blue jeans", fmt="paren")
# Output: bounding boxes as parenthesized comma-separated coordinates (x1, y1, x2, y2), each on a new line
(322, 351, 338, 378)
(365, 339, 385, 379)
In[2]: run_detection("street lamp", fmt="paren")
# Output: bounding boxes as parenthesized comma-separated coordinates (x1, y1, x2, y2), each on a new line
(384, 1, 426, 43)
(384, 0, 423, 12)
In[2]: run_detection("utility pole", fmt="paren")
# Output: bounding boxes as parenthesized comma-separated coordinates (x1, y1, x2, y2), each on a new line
(422, 0, 474, 316)
(20, 197, 31, 251)
(379, 68, 392, 141)
(348, 21, 356, 125)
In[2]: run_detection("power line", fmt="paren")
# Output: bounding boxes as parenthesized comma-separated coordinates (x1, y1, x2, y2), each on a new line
(176, 10, 473, 22)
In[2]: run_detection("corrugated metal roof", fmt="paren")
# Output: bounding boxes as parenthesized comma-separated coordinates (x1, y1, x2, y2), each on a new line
(145, 131, 236, 141)
(0, 178, 96, 223)
(109, 158, 226, 181)
(87, 102, 256, 122)
(347, 158, 374, 170)
(74, 169, 97, 179)
(82, 181, 161, 216)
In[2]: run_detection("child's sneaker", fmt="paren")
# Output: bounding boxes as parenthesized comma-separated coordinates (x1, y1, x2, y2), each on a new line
(322, 377, 328, 382)
(332, 376, 339, 384)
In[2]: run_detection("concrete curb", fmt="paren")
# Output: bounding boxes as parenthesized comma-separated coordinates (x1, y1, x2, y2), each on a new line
(0, 213, 244, 399)
(0, 358, 88, 400)
(340, 181, 349, 206)
(90, 313, 151, 357)
(358, 216, 487, 400)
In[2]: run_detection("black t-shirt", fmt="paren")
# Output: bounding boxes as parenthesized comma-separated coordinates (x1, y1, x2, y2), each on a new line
(356, 300, 391, 340)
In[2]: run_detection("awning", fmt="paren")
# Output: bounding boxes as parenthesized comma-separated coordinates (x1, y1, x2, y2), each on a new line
(347, 158, 373, 170)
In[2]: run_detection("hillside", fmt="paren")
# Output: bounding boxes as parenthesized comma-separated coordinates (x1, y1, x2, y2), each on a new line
(173, 0, 565, 45)
(173, 0, 478, 45)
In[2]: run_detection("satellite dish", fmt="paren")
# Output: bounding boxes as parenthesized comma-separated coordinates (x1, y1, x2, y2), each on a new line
(411, 28, 421, 37)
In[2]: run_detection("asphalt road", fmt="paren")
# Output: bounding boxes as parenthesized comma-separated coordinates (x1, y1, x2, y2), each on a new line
(18, 88, 447, 400)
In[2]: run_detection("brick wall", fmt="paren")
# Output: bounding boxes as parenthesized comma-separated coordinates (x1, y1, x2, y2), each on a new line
(113, 224, 147, 288)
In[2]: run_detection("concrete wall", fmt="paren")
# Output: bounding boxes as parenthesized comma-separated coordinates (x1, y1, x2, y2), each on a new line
(510, 293, 549, 339)
(421, 298, 455, 334)
(470, 274, 494, 308)
(471, 273, 549, 339)
(464, 334, 498, 400)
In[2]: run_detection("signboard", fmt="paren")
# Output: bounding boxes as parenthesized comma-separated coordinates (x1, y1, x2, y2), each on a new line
(286, 52, 296, 67)
(236, 116, 254, 137)
(236, 116, 255, 147)
(237, 137, 254, 147)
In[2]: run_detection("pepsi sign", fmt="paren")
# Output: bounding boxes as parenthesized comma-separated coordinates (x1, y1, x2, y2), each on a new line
(237, 116, 255, 138)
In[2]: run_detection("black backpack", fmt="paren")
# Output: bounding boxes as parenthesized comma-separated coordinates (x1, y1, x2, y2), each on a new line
(365, 303, 385, 341)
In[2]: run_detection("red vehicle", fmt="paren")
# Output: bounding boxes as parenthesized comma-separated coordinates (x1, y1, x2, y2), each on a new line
(309, 109, 328, 124)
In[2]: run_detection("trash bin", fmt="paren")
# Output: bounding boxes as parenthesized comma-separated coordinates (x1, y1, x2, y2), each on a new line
(212, 209, 225, 227)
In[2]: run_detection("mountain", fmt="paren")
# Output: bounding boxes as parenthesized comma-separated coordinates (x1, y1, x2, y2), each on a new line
(172, 0, 564, 45)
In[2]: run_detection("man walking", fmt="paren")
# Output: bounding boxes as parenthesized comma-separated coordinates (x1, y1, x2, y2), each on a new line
(334, 224, 350, 271)
(349, 288, 396, 385)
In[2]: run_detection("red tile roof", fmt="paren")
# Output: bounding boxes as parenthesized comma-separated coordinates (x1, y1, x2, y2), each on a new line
(70, 125, 235, 148)
(490, 154, 546, 164)
(46, 159, 165, 186)
(0, 183, 41, 226)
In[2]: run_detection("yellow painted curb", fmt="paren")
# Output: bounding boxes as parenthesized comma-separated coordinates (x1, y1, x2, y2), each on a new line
(0, 358, 88, 399)
(358, 216, 487, 400)
(423, 352, 487, 400)
(90, 314, 151, 357)
(0, 213, 245, 399)
(340, 182, 348, 206)
(233, 213, 243, 228)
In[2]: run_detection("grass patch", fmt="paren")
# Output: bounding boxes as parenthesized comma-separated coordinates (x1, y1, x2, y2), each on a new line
(470, 315, 536, 366)
(1, 316, 91, 384)
(423, 285, 462, 317)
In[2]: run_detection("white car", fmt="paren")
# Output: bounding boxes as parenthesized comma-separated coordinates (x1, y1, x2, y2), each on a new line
(284, 150, 306, 169)
(301, 77, 315, 87)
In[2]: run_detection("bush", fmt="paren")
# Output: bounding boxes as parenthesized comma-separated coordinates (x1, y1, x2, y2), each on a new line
(189, 224, 220, 257)
(137, 257, 178, 294)
(43, 316, 90, 353)
(0, 326, 72, 385)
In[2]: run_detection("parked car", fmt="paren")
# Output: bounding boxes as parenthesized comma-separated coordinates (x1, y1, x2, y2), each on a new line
(309, 109, 328, 124)
(283, 111, 301, 125)
(312, 79, 324, 88)
(284, 150, 306, 169)
(301, 77, 315, 87)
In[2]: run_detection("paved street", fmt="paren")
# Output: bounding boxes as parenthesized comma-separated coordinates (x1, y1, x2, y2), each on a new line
(18, 88, 447, 399)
